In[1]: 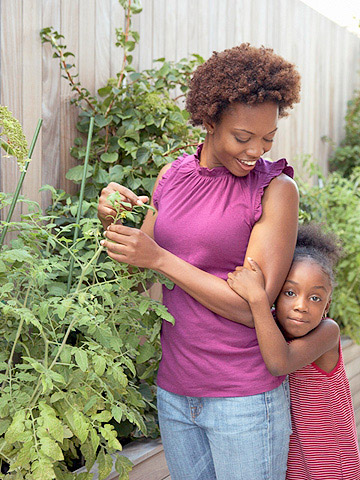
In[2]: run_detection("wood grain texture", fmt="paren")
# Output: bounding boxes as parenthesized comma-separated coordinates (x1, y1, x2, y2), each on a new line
(41, 0, 61, 208)
(0, 0, 360, 210)
(60, 0, 80, 195)
(22, 0, 43, 208)
(1, 0, 23, 231)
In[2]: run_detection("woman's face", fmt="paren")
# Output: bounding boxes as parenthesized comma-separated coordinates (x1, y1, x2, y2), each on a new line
(202, 102, 279, 176)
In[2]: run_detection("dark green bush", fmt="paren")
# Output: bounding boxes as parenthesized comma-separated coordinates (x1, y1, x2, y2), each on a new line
(329, 92, 360, 176)
(299, 165, 360, 342)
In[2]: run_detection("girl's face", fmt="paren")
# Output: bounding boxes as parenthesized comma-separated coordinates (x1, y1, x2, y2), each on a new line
(275, 260, 332, 340)
(202, 101, 278, 176)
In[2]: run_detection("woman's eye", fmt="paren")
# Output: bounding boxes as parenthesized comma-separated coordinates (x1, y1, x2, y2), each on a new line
(235, 137, 250, 143)
(264, 138, 274, 143)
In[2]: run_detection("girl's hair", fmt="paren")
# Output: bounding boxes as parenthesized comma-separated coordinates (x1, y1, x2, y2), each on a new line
(294, 223, 343, 287)
(186, 43, 301, 126)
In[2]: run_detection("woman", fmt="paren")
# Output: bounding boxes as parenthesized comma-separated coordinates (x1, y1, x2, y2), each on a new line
(98, 44, 301, 480)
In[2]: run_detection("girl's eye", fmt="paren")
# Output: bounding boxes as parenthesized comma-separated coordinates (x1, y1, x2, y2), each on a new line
(310, 295, 321, 302)
(235, 137, 250, 143)
(284, 290, 295, 297)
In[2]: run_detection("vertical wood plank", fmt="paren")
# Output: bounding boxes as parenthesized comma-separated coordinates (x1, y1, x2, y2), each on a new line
(79, 0, 96, 96)
(187, 0, 199, 57)
(164, 0, 177, 62)
(95, 0, 111, 92)
(152, 0, 166, 61)
(175, 0, 188, 61)
(22, 0, 43, 208)
(139, 0, 154, 68)
(0, 0, 23, 232)
(60, 0, 80, 194)
(110, 0, 125, 78)
(41, 0, 61, 207)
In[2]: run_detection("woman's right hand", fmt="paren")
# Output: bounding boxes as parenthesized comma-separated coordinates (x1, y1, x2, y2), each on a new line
(98, 182, 149, 230)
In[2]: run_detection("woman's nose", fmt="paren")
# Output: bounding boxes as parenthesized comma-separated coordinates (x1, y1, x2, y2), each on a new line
(245, 142, 265, 159)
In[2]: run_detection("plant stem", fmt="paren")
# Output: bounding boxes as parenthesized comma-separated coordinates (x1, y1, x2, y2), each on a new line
(0, 119, 42, 250)
(1, 283, 32, 393)
(75, 245, 104, 293)
(162, 142, 199, 157)
(105, 0, 132, 118)
(67, 116, 95, 292)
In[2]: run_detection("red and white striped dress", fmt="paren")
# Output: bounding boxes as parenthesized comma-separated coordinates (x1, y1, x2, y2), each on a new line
(287, 344, 360, 479)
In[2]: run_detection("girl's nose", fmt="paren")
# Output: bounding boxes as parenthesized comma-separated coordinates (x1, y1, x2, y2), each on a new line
(294, 298, 308, 312)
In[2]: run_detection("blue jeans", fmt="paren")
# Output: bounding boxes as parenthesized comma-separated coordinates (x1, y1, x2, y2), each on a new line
(157, 380, 292, 480)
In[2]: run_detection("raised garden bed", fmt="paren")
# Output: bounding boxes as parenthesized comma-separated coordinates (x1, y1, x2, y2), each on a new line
(75, 336, 360, 480)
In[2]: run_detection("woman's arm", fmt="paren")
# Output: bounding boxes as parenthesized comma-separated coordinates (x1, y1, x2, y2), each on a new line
(227, 259, 340, 375)
(100, 169, 299, 327)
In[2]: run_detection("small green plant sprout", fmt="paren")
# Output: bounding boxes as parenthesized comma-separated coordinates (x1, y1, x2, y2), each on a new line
(107, 191, 155, 224)
(0, 105, 29, 172)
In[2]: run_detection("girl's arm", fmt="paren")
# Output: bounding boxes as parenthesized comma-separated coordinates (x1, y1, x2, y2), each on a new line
(227, 259, 340, 375)
(99, 166, 299, 327)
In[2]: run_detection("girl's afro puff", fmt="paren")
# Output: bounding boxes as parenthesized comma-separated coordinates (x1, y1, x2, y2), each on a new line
(295, 223, 343, 285)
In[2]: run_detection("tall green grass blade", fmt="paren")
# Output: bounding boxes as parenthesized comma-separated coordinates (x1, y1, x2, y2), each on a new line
(0, 119, 43, 249)
(67, 116, 95, 292)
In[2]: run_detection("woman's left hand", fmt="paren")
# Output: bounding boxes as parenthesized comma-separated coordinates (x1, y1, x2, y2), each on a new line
(101, 224, 164, 269)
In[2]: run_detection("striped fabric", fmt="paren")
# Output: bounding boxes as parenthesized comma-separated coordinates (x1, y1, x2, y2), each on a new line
(287, 344, 360, 479)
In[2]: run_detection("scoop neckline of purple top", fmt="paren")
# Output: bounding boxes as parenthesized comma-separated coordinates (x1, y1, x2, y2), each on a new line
(194, 143, 260, 177)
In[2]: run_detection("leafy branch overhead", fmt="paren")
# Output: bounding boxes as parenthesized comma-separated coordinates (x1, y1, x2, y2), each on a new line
(41, 8, 205, 225)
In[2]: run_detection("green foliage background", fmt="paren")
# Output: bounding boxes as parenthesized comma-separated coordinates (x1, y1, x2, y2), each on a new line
(298, 163, 360, 342)
(329, 90, 360, 176)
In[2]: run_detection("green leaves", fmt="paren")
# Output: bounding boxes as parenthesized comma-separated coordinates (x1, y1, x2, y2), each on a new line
(75, 349, 89, 372)
(115, 455, 133, 479)
(101, 152, 119, 163)
(299, 165, 360, 341)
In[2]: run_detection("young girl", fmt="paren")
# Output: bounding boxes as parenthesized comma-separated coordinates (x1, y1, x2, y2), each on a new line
(227, 223, 360, 479)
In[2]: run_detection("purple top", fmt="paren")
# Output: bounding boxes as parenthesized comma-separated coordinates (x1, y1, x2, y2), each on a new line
(153, 144, 294, 397)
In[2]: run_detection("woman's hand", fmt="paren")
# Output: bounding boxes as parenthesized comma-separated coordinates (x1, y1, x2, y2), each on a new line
(227, 258, 266, 304)
(98, 182, 149, 230)
(101, 224, 164, 269)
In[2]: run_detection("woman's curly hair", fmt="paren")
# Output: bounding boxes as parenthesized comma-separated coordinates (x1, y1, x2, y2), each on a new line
(294, 222, 343, 287)
(186, 43, 301, 126)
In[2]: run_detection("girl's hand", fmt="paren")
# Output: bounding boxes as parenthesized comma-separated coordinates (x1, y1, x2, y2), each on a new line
(98, 182, 149, 230)
(101, 223, 164, 269)
(227, 257, 266, 303)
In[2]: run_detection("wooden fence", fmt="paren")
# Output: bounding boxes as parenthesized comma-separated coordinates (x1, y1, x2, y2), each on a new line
(1, 0, 360, 220)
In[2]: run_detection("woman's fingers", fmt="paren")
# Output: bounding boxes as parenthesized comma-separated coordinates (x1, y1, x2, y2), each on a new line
(104, 183, 148, 207)
(98, 183, 149, 229)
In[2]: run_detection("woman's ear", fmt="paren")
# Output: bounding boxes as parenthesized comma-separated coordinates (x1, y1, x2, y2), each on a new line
(203, 120, 215, 135)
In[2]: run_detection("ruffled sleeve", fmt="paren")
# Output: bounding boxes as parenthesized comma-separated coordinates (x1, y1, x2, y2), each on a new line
(253, 158, 294, 223)
(152, 153, 188, 210)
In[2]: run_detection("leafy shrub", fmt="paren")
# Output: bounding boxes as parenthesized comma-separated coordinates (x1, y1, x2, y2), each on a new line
(40, 24, 205, 225)
(298, 164, 360, 342)
(329, 91, 360, 176)
(0, 198, 174, 479)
